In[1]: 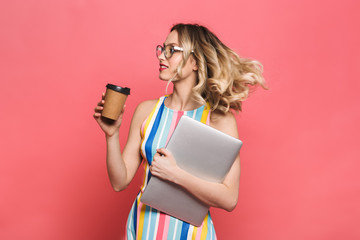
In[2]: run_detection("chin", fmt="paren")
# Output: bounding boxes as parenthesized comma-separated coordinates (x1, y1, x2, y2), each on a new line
(159, 70, 179, 82)
(159, 73, 171, 81)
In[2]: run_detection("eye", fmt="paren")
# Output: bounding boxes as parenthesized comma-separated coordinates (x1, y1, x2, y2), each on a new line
(165, 45, 172, 53)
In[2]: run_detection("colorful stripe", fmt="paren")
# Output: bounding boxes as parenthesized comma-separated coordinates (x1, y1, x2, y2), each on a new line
(126, 96, 216, 240)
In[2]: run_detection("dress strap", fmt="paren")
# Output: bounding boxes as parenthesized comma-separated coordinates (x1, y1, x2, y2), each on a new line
(140, 96, 166, 139)
(140, 96, 166, 163)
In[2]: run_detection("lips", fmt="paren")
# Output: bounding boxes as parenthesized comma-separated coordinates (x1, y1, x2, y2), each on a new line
(159, 63, 168, 71)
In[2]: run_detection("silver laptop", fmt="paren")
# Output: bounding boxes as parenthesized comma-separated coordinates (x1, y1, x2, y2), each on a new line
(140, 115, 242, 226)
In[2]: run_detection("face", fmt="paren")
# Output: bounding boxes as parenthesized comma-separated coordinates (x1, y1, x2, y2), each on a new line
(157, 30, 198, 82)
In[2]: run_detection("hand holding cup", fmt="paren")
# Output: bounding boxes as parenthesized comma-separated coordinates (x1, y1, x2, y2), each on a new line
(93, 84, 130, 136)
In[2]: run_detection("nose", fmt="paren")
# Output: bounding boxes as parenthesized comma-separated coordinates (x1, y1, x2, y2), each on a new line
(157, 50, 166, 61)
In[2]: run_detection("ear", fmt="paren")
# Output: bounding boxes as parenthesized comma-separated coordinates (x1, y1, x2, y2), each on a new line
(190, 56, 198, 71)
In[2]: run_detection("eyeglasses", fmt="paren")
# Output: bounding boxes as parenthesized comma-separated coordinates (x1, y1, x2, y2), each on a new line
(156, 44, 184, 59)
(156, 44, 194, 59)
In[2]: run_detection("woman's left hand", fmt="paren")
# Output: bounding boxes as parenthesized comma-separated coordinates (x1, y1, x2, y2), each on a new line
(150, 148, 179, 183)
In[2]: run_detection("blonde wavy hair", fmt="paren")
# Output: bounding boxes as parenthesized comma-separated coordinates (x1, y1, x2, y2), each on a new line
(169, 23, 267, 114)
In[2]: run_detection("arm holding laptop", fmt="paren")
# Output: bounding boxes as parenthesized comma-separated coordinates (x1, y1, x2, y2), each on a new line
(149, 111, 240, 212)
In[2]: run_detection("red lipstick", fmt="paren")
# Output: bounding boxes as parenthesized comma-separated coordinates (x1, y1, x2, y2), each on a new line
(159, 63, 168, 71)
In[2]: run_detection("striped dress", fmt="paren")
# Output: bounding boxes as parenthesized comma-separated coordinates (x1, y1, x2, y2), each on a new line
(125, 96, 217, 240)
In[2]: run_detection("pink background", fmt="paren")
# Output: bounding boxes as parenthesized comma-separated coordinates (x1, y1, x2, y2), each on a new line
(1, 0, 359, 239)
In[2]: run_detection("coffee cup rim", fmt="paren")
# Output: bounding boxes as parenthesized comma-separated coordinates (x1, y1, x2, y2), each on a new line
(106, 84, 130, 95)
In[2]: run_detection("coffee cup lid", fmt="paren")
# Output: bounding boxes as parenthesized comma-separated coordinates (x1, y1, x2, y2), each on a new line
(106, 84, 130, 95)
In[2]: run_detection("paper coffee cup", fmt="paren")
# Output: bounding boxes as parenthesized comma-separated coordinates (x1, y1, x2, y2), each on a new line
(102, 84, 130, 120)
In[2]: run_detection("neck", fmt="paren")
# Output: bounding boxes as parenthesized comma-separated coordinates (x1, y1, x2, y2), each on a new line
(166, 76, 202, 111)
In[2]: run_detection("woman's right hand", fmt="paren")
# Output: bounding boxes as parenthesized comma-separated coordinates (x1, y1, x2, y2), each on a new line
(93, 92, 125, 137)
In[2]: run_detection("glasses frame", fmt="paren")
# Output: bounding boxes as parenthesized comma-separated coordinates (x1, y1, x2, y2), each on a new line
(156, 44, 194, 59)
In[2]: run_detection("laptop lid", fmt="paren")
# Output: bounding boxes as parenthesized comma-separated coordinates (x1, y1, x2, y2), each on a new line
(140, 115, 242, 226)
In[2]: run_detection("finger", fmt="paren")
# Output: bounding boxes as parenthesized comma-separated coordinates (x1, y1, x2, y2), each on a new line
(93, 112, 101, 118)
(97, 99, 105, 106)
(152, 157, 159, 164)
(102, 92, 106, 99)
(94, 106, 103, 112)
(120, 105, 126, 114)
(149, 167, 155, 175)
(150, 167, 159, 175)
(156, 148, 170, 156)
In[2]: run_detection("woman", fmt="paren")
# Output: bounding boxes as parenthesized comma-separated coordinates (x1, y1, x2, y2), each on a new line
(93, 23, 266, 239)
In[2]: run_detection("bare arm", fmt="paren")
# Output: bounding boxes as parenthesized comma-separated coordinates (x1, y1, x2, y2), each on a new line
(104, 109, 143, 191)
(94, 94, 156, 191)
(150, 112, 241, 211)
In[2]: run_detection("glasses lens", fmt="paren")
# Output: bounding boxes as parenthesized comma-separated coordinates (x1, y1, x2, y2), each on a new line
(164, 45, 173, 58)
(156, 45, 163, 57)
(156, 45, 177, 59)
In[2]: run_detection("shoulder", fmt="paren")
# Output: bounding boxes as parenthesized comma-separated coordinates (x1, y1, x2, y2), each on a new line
(131, 98, 159, 124)
(135, 99, 159, 112)
(209, 111, 239, 138)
